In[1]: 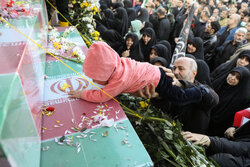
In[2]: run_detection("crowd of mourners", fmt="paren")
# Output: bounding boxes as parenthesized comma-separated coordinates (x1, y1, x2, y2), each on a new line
(49, 0, 250, 166)
(92, 0, 250, 166)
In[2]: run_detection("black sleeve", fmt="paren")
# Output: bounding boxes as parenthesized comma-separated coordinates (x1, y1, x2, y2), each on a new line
(180, 80, 219, 109)
(208, 136, 250, 157)
(156, 69, 205, 105)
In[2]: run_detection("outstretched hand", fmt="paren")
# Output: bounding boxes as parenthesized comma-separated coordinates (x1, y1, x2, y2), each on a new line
(182, 131, 211, 147)
(130, 84, 159, 99)
(68, 89, 84, 99)
(160, 66, 182, 87)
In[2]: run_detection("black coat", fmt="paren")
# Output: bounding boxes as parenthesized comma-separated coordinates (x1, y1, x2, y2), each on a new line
(208, 121, 250, 167)
(154, 16, 171, 41)
(168, 80, 219, 134)
(214, 40, 242, 69)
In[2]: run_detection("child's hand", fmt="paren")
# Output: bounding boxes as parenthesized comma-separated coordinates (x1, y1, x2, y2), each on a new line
(68, 90, 84, 99)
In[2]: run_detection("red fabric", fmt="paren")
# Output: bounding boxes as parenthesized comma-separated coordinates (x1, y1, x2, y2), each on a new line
(233, 108, 250, 127)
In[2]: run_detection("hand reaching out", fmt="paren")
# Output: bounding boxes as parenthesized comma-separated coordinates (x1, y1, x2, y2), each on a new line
(68, 89, 84, 99)
(182, 131, 211, 147)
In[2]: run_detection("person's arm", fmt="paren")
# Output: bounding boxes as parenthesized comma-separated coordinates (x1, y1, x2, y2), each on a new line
(208, 136, 250, 156)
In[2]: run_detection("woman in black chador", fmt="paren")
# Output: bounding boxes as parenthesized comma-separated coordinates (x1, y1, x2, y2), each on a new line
(209, 66, 250, 137)
(117, 33, 144, 62)
(211, 50, 250, 83)
(149, 44, 171, 67)
(139, 27, 156, 62)
(107, 7, 128, 37)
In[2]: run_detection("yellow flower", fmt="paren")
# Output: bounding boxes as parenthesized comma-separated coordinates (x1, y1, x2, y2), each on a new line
(139, 101, 148, 108)
(172, 121, 176, 127)
(94, 30, 100, 36)
(83, 2, 89, 7)
(53, 42, 61, 50)
(93, 36, 98, 41)
(80, 2, 84, 8)
(72, 51, 77, 56)
(72, 0, 76, 4)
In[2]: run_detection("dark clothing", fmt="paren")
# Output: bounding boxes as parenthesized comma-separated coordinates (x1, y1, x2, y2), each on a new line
(123, 0, 133, 9)
(157, 40, 172, 55)
(209, 67, 250, 137)
(168, 80, 219, 134)
(208, 121, 250, 167)
(46, 0, 71, 22)
(192, 17, 206, 38)
(187, 37, 204, 60)
(156, 68, 209, 106)
(118, 33, 144, 62)
(126, 8, 136, 28)
(196, 59, 212, 86)
(108, 7, 128, 37)
(202, 33, 218, 67)
(214, 40, 242, 68)
(151, 44, 171, 67)
(211, 50, 250, 83)
(140, 28, 156, 62)
(101, 29, 124, 52)
(154, 16, 171, 41)
(137, 8, 149, 23)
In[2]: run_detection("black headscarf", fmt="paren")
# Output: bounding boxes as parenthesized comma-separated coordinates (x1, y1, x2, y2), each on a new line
(150, 57, 168, 67)
(210, 66, 250, 136)
(137, 8, 149, 23)
(186, 54, 212, 86)
(151, 44, 171, 67)
(99, 0, 112, 8)
(158, 40, 172, 57)
(187, 37, 204, 60)
(101, 29, 124, 52)
(112, 2, 123, 9)
(118, 33, 144, 62)
(126, 8, 136, 28)
(113, 7, 129, 36)
(211, 50, 250, 83)
(140, 27, 157, 62)
(123, 0, 133, 9)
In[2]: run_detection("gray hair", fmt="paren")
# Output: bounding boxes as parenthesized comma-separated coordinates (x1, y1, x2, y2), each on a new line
(176, 57, 197, 72)
(235, 27, 247, 35)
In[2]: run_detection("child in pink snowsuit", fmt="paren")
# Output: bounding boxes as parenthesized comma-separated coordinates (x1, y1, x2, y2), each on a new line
(72, 42, 206, 104)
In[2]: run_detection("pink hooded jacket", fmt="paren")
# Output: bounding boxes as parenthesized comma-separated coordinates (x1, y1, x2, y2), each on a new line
(81, 41, 161, 102)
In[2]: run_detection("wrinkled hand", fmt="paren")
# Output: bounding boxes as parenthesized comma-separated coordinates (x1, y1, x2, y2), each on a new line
(122, 50, 130, 57)
(130, 84, 159, 99)
(224, 127, 236, 139)
(182, 131, 211, 147)
(68, 89, 84, 99)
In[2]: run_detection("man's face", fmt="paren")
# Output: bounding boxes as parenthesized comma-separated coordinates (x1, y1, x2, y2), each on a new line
(227, 15, 235, 26)
(205, 22, 212, 33)
(234, 32, 245, 43)
(220, 11, 228, 18)
(173, 59, 193, 82)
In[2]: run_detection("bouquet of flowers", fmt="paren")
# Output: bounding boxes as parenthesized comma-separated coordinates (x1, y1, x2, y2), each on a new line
(117, 94, 218, 167)
(47, 26, 85, 64)
(69, 0, 101, 47)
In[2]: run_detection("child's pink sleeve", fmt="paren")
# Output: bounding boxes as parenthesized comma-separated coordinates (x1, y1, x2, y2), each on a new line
(81, 81, 126, 103)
